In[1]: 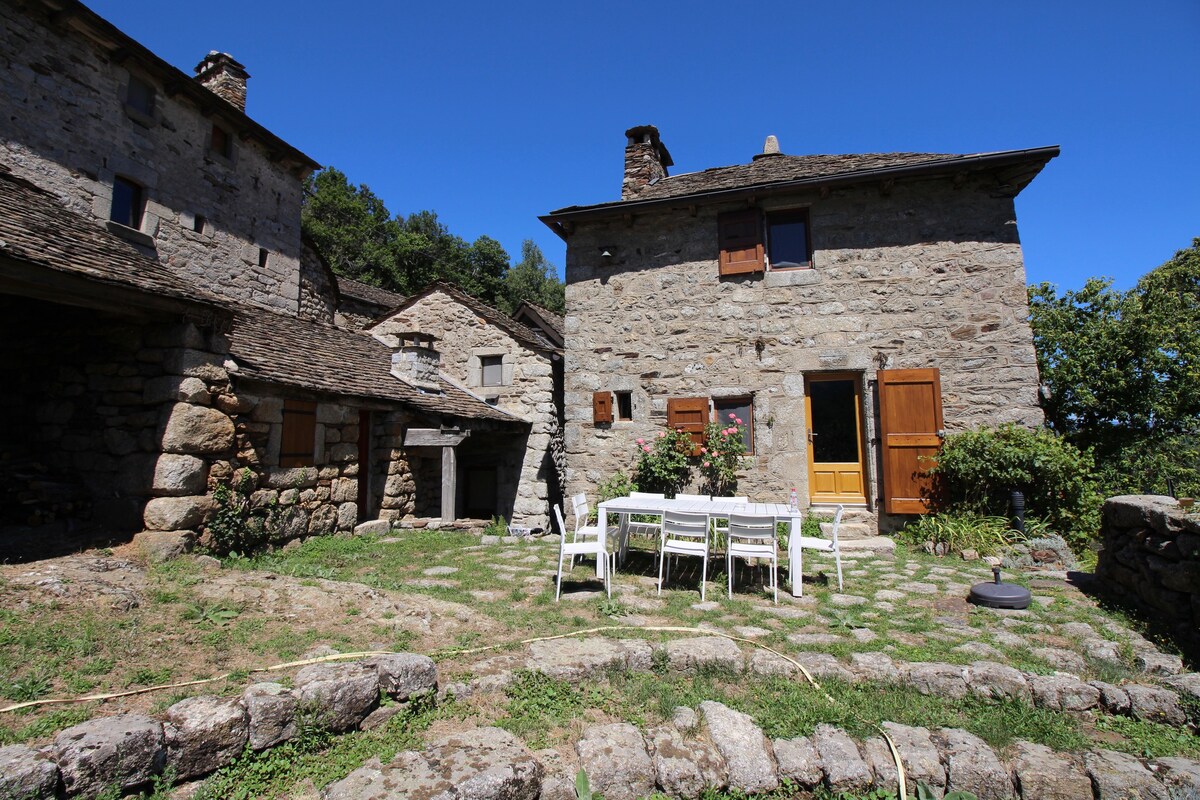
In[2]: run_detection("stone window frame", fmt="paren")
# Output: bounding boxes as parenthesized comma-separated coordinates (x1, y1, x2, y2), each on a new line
(468, 349, 514, 388)
(104, 175, 155, 248)
(123, 72, 157, 127)
(204, 120, 239, 168)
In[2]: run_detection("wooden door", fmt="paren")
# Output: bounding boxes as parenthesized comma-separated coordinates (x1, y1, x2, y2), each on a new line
(805, 375, 867, 504)
(878, 368, 944, 514)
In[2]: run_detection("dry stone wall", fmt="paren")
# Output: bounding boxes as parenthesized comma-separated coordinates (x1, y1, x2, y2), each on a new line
(563, 177, 1042, 514)
(0, 2, 306, 315)
(1096, 495, 1200, 657)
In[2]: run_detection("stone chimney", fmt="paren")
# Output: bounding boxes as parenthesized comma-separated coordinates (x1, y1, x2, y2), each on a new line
(193, 52, 249, 112)
(752, 134, 782, 161)
(622, 125, 673, 200)
(389, 332, 442, 392)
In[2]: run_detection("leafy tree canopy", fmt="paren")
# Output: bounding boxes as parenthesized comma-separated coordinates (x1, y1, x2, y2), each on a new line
(1029, 238, 1200, 495)
(301, 167, 564, 314)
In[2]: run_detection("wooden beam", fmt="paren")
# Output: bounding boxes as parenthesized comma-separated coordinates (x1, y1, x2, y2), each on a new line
(403, 427, 470, 447)
(441, 445, 457, 521)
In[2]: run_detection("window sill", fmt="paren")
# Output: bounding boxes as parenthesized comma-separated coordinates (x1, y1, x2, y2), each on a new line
(764, 268, 820, 288)
(123, 104, 156, 129)
(106, 220, 155, 249)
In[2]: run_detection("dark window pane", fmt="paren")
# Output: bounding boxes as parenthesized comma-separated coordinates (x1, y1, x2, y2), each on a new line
(481, 356, 503, 386)
(616, 391, 633, 421)
(211, 125, 231, 157)
(714, 397, 754, 454)
(126, 76, 155, 115)
(768, 212, 810, 268)
(809, 380, 859, 462)
(110, 177, 142, 228)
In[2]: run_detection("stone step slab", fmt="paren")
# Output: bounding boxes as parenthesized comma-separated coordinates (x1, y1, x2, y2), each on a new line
(933, 727, 1015, 800)
(1009, 741, 1093, 800)
(52, 713, 166, 798)
(0, 744, 59, 800)
(1084, 749, 1171, 800)
(575, 723, 655, 800)
(698, 701, 779, 794)
(162, 695, 248, 781)
(646, 724, 728, 799)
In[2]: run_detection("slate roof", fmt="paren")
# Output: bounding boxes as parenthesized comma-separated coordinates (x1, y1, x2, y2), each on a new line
(515, 300, 564, 338)
(546, 147, 1059, 218)
(384, 282, 559, 353)
(336, 275, 406, 310)
(0, 168, 224, 310)
(226, 306, 523, 424)
(513, 300, 564, 349)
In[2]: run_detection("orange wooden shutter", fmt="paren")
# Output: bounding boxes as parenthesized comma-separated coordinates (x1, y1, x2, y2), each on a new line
(592, 391, 613, 425)
(878, 369, 944, 514)
(280, 399, 317, 467)
(667, 397, 709, 455)
(718, 209, 764, 276)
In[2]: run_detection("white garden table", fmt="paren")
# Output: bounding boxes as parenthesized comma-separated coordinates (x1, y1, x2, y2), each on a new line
(594, 496, 808, 596)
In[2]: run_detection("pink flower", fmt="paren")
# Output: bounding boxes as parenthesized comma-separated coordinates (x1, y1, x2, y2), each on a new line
(659, 431, 667, 438)
(636, 438, 645, 445)
(643, 445, 652, 453)
(721, 429, 730, 437)
(733, 416, 742, 424)
(703, 461, 711, 468)
(728, 413, 737, 420)
(700, 446, 708, 454)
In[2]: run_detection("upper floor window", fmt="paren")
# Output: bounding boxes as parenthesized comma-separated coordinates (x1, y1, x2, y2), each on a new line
(714, 396, 754, 454)
(110, 176, 144, 229)
(481, 355, 504, 387)
(765, 209, 811, 270)
(125, 75, 155, 117)
(210, 124, 233, 158)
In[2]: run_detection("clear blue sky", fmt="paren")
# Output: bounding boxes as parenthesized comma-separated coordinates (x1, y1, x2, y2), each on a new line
(90, 0, 1199, 291)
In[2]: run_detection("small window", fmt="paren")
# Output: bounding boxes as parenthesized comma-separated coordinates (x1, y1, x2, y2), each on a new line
(193, 214, 207, 233)
(481, 355, 504, 387)
(258, 247, 269, 268)
(126, 75, 155, 117)
(615, 391, 633, 421)
(280, 400, 317, 468)
(766, 209, 811, 270)
(210, 124, 232, 158)
(714, 397, 754, 454)
(110, 176, 144, 229)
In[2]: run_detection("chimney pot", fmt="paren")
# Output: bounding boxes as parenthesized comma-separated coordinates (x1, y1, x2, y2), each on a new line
(621, 124, 673, 200)
(194, 51, 250, 112)
(753, 134, 783, 161)
(389, 332, 442, 392)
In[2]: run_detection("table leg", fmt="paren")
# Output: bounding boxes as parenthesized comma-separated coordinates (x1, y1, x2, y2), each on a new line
(596, 505, 608, 579)
(789, 514, 803, 597)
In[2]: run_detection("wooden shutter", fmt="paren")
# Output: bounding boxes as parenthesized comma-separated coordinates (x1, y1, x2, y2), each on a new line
(280, 399, 317, 468)
(878, 369, 944, 514)
(667, 397, 709, 455)
(717, 209, 765, 276)
(592, 391, 613, 425)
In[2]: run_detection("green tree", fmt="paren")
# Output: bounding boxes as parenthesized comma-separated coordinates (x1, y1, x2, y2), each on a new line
(301, 167, 406, 289)
(1029, 238, 1200, 496)
(501, 240, 565, 315)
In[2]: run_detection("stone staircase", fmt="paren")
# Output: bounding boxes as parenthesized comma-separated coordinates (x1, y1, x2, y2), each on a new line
(809, 505, 895, 553)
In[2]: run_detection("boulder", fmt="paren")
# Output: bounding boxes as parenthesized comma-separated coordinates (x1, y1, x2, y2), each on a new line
(533, 747, 579, 800)
(698, 701, 778, 794)
(646, 725, 727, 798)
(812, 723, 871, 793)
(1089, 681, 1131, 715)
(52, 714, 165, 797)
(152, 453, 209, 496)
(747, 649, 798, 677)
(1135, 652, 1184, 677)
(294, 663, 379, 732)
(242, 682, 297, 750)
(1124, 684, 1187, 726)
(849, 652, 901, 683)
(324, 726, 541, 800)
(1029, 674, 1100, 712)
(1009, 741, 1092, 800)
(664, 637, 744, 673)
(527, 637, 653, 680)
(337, 502, 358, 531)
(905, 662, 969, 699)
(772, 736, 823, 788)
(575, 723, 654, 800)
(967, 661, 1032, 703)
(0, 744, 59, 800)
(143, 496, 214, 531)
(1154, 757, 1200, 794)
(880, 723, 945, 793)
(1083, 749, 1169, 800)
(792, 652, 855, 683)
(160, 403, 235, 456)
(933, 727, 1014, 800)
(133, 530, 192, 563)
(366, 653, 438, 699)
(163, 695, 248, 780)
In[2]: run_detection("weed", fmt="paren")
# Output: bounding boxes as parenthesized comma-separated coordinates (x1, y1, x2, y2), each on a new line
(597, 598, 627, 618)
(501, 670, 584, 747)
(183, 603, 241, 627)
(125, 666, 173, 688)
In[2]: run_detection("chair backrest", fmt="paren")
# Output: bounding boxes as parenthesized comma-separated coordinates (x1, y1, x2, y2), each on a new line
(828, 504, 845, 545)
(662, 510, 710, 542)
(553, 504, 570, 544)
(674, 493, 710, 501)
(713, 496, 749, 504)
(630, 491, 666, 499)
(728, 513, 776, 541)
(571, 493, 590, 530)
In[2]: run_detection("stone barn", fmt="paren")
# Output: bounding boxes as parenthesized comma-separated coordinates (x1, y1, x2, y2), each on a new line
(542, 125, 1057, 533)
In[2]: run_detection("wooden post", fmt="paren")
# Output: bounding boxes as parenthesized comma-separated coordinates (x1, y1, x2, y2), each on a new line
(441, 445, 456, 522)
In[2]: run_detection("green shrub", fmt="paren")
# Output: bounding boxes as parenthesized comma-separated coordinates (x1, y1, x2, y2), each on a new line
(632, 429, 693, 496)
(205, 469, 273, 556)
(930, 424, 1102, 550)
(896, 512, 1024, 557)
(698, 416, 749, 496)
(596, 470, 636, 505)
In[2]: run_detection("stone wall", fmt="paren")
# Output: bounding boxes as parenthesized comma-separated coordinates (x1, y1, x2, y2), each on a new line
(1095, 495, 1200, 657)
(371, 289, 558, 529)
(562, 176, 1043, 519)
(297, 241, 337, 323)
(0, 2, 307, 315)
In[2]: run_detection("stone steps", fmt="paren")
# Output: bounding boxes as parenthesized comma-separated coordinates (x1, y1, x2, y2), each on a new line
(810, 505, 878, 540)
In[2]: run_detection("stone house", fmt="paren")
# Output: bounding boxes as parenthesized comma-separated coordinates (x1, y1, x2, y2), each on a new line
(0, 0, 547, 557)
(542, 125, 1057, 531)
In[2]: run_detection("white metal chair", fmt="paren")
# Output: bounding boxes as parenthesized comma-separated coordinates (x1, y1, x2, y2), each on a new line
(710, 496, 748, 559)
(795, 504, 845, 592)
(657, 510, 711, 600)
(673, 493, 711, 502)
(553, 504, 612, 601)
(569, 493, 602, 567)
(726, 513, 779, 604)
(626, 491, 666, 540)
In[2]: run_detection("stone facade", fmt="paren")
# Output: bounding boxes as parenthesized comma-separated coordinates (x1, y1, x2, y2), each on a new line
(0, 1, 315, 315)
(370, 287, 560, 529)
(1095, 495, 1200, 658)
(549, 130, 1049, 530)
